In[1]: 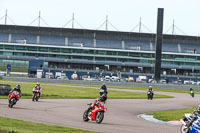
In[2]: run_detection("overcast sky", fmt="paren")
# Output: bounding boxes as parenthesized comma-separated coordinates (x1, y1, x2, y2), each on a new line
(0, 0, 200, 36)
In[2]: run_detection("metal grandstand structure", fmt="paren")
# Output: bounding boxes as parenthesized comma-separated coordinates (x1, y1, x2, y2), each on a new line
(0, 9, 188, 35)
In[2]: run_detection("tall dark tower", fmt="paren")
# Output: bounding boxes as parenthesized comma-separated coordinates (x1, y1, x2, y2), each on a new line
(154, 8, 164, 82)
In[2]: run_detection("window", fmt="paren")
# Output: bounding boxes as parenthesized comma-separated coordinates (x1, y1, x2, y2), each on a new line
(82, 49, 94, 54)
(141, 53, 151, 58)
(96, 50, 106, 55)
(106, 51, 116, 56)
(129, 53, 140, 57)
(140, 59, 149, 63)
(14, 52, 24, 56)
(118, 58, 127, 62)
(57, 55, 66, 58)
(0, 45, 4, 49)
(5, 45, 14, 50)
(49, 48, 60, 52)
(118, 52, 128, 56)
(3, 52, 13, 56)
(16, 46, 26, 50)
(106, 58, 116, 61)
(82, 56, 93, 60)
(27, 47, 37, 51)
(26, 53, 36, 56)
(61, 49, 71, 53)
(38, 47, 48, 52)
(96, 57, 105, 61)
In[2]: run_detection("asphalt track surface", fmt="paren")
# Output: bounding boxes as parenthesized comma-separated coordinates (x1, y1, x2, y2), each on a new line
(0, 89, 200, 133)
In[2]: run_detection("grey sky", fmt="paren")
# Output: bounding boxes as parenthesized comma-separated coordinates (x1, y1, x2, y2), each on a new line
(1, 0, 200, 36)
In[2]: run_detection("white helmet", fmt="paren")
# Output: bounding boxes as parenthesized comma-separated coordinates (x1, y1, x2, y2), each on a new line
(36, 82, 40, 86)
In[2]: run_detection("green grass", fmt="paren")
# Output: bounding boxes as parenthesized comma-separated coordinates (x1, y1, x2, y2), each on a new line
(29, 82, 197, 94)
(148, 107, 195, 121)
(61, 84, 199, 94)
(0, 116, 96, 133)
(0, 81, 172, 99)
(108, 86, 200, 94)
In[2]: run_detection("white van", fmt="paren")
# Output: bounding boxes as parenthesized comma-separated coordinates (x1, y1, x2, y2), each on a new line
(105, 76, 110, 81)
(45, 72, 54, 79)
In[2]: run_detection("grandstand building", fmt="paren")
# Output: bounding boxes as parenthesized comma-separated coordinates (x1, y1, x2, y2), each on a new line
(0, 25, 200, 76)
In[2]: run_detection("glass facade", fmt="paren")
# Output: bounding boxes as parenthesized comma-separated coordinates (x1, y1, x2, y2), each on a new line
(0, 43, 200, 69)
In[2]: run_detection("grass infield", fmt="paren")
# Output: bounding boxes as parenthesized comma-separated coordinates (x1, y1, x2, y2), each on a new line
(0, 80, 172, 99)
(0, 116, 96, 133)
(148, 107, 195, 121)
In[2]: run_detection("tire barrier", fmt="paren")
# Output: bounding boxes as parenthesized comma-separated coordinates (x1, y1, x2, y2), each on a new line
(0, 84, 11, 95)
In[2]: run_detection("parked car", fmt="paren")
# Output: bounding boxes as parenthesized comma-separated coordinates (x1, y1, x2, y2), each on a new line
(183, 80, 194, 85)
(105, 76, 110, 81)
(57, 76, 69, 80)
(126, 77, 134, 82)
(45, 72, 54, 79)
(160, 79, 167, 84)
(110, 76, 120, 82)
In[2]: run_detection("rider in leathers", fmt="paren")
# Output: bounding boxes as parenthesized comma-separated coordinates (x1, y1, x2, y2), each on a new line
(33, 82, 41, 97)
(9, 84, 21, 100)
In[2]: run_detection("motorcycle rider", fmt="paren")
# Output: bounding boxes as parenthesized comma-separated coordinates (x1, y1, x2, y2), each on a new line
(189, 87, 194, 97)
(10, 84, 21, 98)
(34, 82, 41, 97)
(147, 86, 154, 100)
(90, 93, 107, 111)
(100, 83, 108, 96)
(98, 93, 107, 103)
(186, 105, 200, 128)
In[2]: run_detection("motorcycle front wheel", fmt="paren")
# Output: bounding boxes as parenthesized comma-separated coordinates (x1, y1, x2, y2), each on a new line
(32, 93, 36, 101)
(96, 112, 104, 124)
(180, 125, 189, 133)
(192, 94, 194, 97)
(36, 96, 39, 101)
(9, 98, 15, 108)
(151, 94, 153, 100)
(83, 110, 89, 122)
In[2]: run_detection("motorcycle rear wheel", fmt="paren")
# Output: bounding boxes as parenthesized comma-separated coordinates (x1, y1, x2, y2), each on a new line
(96, 112, 104, 124)
(83, 110, 89, 122)
(180, 125, 188, 133)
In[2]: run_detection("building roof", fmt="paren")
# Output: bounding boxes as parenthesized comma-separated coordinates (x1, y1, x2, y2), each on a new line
(0, 24, 200, 44)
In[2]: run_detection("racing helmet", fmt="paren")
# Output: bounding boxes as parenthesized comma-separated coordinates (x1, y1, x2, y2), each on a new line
(196, 105, 200, 114)
(16, 84, 21, 89)
(36, 82, 40, 86)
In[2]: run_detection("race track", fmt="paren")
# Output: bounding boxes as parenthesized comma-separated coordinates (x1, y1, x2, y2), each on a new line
(0, 89, 200, 133)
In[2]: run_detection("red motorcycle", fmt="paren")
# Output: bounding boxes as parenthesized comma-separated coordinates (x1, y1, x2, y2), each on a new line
(83, 99, 107, 123)
(32, 89, 40, 102)
(8, 91, 20, 108)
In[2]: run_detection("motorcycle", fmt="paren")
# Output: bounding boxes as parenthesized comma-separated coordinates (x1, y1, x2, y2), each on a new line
(32, 89, 40, 101)
(180, 113, 200, 133)
(8, 91, 20, 108)
(147, 91, 154, 100)
(190, 90, 194, 97)
(83, 99, 107, 124)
